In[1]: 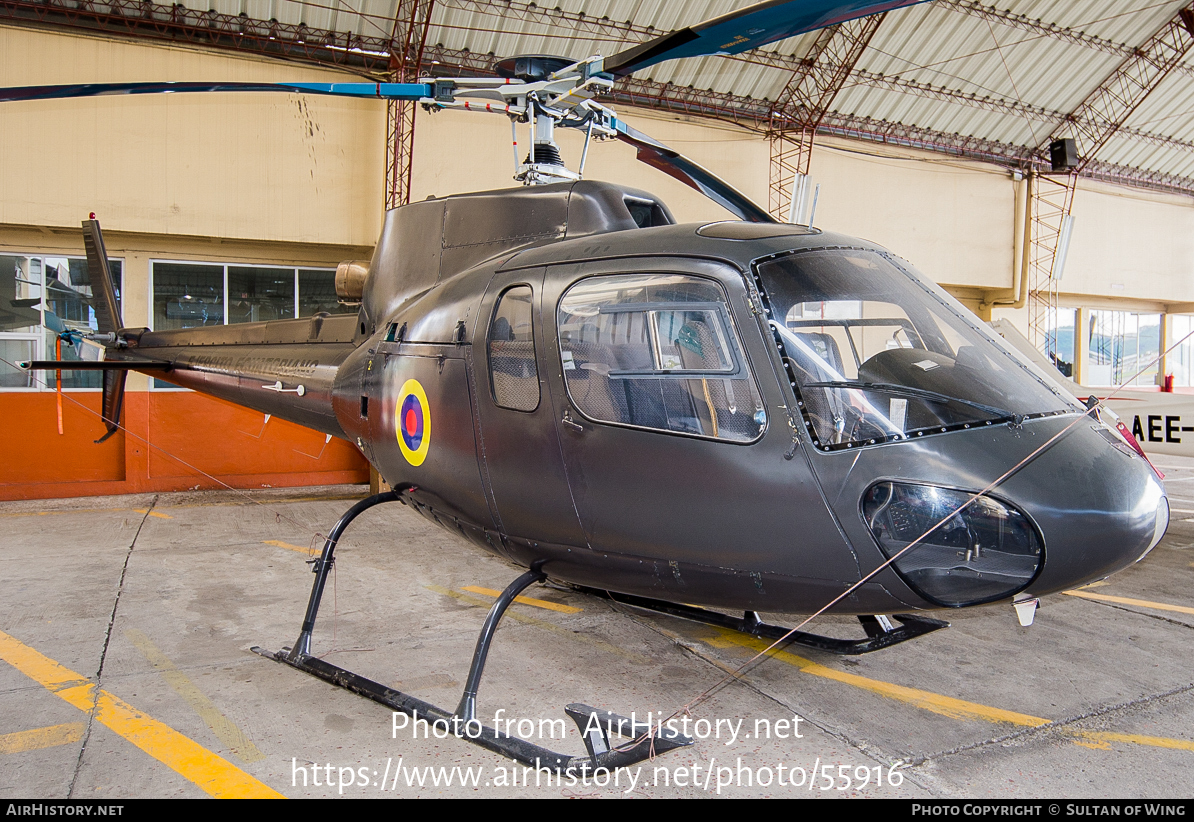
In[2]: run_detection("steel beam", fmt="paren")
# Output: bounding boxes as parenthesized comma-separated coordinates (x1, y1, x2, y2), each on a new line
(767, 14, 886, 221)
(439, 0, 1194, 160)
(1028, 3, 1194, 352)
(385, 0, 436, 210)
(0, 0, 395, 73)
(1055, 4, 1194, 169)
(3, 0, 1194, 203)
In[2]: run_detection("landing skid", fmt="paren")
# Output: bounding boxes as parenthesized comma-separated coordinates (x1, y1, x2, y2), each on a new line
(252, 490, 692, 772)
(577, 588, 949, 655)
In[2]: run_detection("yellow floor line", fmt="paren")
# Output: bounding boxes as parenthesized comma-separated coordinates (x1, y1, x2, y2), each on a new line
(0, 723, 85, 754)
(0, 629, 283, 799)
(705, 628, 1194, 752)
(0, 508, 142, 519)
(126, 629, 265, 764)
(132, 509, 173, 519)
(426, 585, 645, 664)
(1063, 590, 1194, 616)
(1074, 731, 1194, 752)
(0, 494, 361, 521)
(460, 585, 582, 613)
(705, 627, 1049, 726)
(263, 540, 315, 555)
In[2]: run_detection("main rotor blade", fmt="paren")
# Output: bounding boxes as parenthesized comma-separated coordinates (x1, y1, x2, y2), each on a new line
(0, 81, 432, 103)
(613, 119, 775, 224)
(603, 0, 929, 77)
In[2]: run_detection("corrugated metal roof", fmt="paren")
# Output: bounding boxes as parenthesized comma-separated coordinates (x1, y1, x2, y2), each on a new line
(137, 0, 1194, 185)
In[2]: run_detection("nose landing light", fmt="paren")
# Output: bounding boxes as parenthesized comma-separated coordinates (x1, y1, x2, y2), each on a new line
(862, 481, 1044, 608)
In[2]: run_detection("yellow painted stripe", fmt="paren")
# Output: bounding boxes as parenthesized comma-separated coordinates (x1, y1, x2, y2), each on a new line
(0, 630, 283, 799)
(1073, 731, 1194, 752)
(126, 629, 265, 764)
(0, 723, 85, 754)
(133, 509, 173, 519)
(426, 586, 643, 664)
(704, 629, 1194, 751)
(705, 628, 1050, 727)
(0, 508, 138, 519)
(263, 540, 314, 555)
(460, 585, 582, 613)
(1063, 590, 1194, 616)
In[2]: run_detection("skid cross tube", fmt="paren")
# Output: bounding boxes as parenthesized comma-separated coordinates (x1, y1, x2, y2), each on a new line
(255, 491, 692, 771)
(288, 488, 406, 660)
(456, 565, 546, 722)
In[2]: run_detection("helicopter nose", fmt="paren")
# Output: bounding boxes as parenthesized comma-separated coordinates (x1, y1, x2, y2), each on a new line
(1014, 421, 1168, 596)
(858, 418, 1168, 609)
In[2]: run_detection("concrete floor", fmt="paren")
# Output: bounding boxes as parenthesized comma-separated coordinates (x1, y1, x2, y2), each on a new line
(1, 460, 1192, 799)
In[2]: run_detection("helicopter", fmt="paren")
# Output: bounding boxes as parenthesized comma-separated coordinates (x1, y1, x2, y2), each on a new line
(6, 0, 1172, 773)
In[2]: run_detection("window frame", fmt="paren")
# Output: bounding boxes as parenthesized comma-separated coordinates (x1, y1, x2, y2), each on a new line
(487, 283, 541, 413)
(147, 258, 338, 390)
(0, 251, 124, 392)
(555, 270, 767, 444)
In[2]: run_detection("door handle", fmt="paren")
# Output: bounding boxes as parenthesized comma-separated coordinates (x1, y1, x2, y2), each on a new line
(561, 408, 584, 433)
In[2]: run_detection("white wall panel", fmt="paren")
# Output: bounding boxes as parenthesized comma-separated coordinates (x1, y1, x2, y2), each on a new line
(0, 25, 385, 246)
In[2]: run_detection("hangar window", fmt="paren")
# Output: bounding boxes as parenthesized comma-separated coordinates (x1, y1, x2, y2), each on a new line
(149, 261, 344, 388)
(1169, 315, 1194, 387)
(488, 286, 539, 412)
(1087, 310, 1159, 387)
(1044, 307, 1076, 378)
(0, 254, 123, 390)
(557, 273, 765, 442)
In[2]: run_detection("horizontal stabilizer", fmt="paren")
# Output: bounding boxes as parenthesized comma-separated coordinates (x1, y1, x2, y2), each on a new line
(20, 359, 171, 371)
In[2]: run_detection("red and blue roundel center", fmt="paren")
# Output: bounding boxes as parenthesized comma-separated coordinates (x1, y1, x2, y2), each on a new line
(396, 378, 431, 467)
(400, 394, 424, 450)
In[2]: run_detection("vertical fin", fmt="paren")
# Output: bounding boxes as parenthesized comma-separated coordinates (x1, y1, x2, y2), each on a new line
(96, 369, 127, 444)
(83, 216, 126, 441)
(82, 216, 123, 334)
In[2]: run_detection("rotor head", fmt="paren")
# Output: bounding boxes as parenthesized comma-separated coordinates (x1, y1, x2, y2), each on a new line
(493, 55, 576, 83)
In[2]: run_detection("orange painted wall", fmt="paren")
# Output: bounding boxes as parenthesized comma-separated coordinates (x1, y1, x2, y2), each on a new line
(0, 390, 368, 500)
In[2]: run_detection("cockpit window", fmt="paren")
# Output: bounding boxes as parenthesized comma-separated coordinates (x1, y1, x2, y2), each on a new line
(558, 273, 765, 442)
(755, 249, 1079, 451)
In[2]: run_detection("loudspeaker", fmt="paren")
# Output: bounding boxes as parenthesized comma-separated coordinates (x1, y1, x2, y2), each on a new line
(1050, 138, 1079, 171)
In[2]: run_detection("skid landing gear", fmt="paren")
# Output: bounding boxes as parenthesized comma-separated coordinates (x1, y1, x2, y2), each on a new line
(252, 490, 692, 771)
(578, 588, 949, 654)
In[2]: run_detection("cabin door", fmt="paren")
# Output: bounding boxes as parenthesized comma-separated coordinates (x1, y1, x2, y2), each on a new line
(472, 268, 587, 550)
(543, 259, 860, 588)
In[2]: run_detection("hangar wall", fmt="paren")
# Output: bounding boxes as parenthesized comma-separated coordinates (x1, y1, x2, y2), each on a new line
(0, 25, 380, 499)
(2, 23, 1193, 499)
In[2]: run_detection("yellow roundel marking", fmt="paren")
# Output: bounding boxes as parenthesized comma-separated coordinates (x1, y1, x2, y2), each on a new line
(397, 378, 431, 466)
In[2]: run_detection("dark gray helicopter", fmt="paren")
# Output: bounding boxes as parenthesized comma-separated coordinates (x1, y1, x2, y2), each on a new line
(8, 0, 1170, 773)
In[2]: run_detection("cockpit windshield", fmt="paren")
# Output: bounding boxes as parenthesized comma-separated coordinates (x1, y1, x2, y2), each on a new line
(755, 248, 1080, 451)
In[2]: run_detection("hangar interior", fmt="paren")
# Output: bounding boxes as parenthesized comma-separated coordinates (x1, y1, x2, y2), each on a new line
(6, 0, 1194, 497)
(2, 0, 1194, 801)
